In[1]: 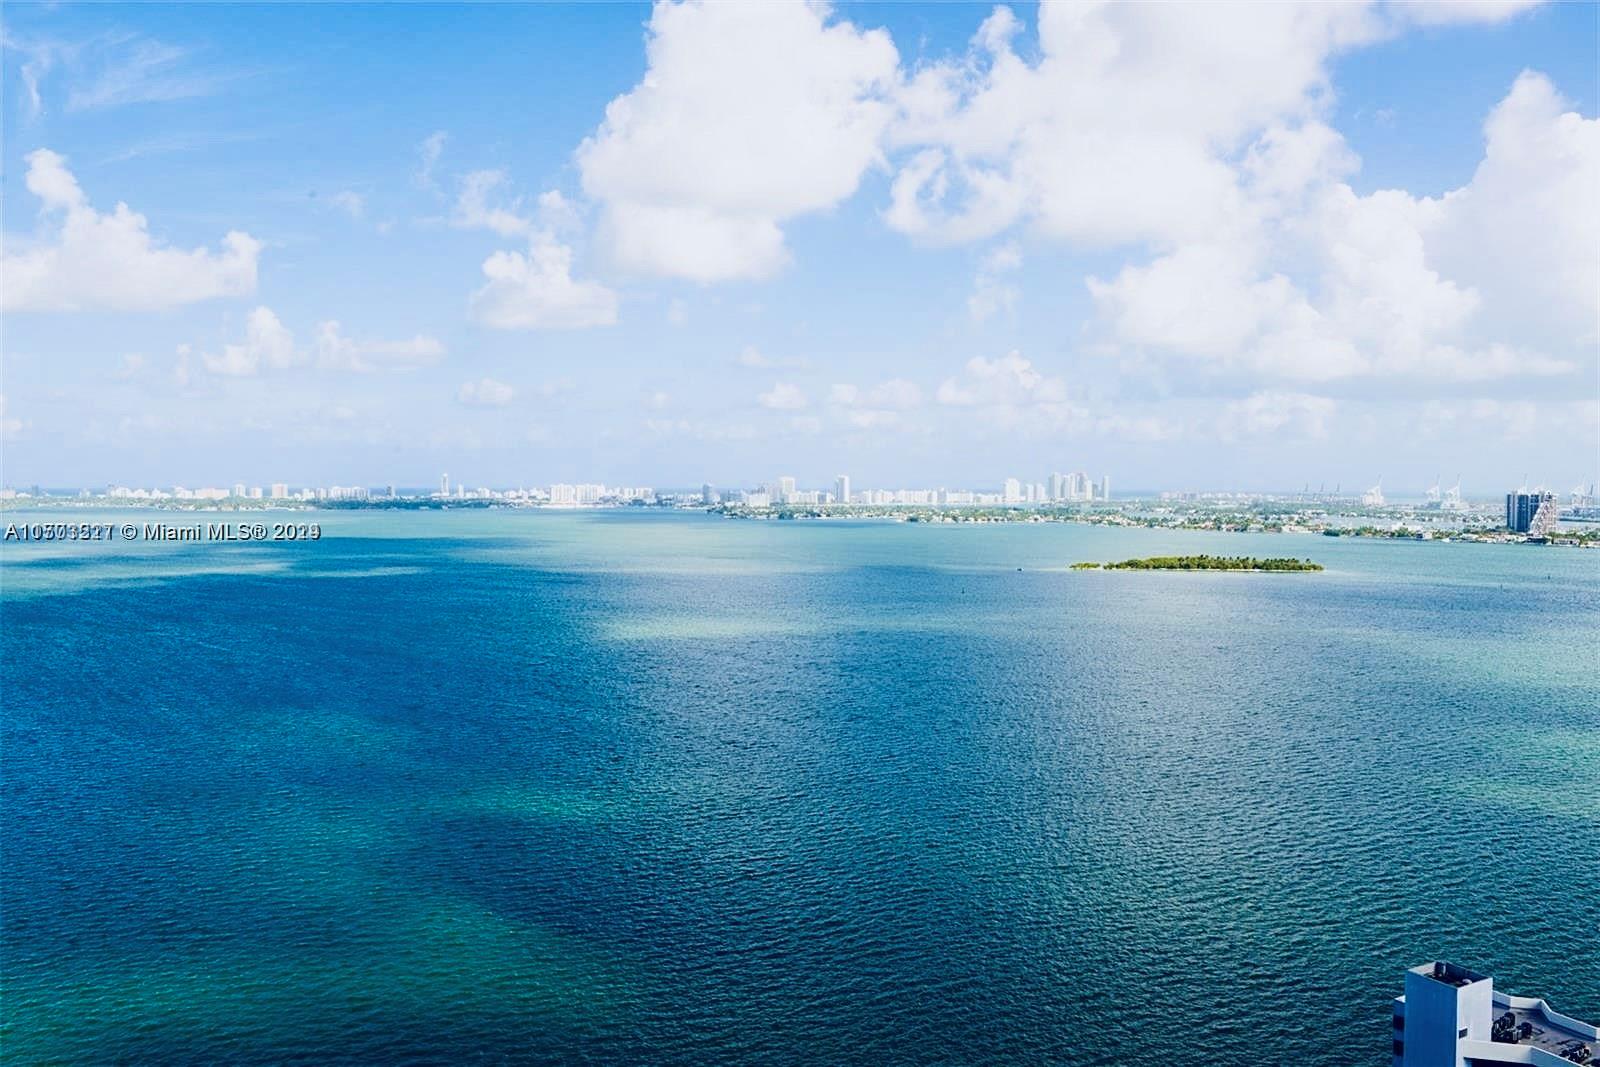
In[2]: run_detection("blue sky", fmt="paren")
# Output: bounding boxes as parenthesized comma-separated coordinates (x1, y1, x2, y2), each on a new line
(2, 1, 1596, 493)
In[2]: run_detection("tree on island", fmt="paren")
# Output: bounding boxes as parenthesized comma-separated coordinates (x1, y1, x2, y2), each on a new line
(1074, 555, 1323, 572)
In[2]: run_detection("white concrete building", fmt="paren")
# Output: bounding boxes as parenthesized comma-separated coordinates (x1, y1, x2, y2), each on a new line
(1393, 962, 1595, 1066)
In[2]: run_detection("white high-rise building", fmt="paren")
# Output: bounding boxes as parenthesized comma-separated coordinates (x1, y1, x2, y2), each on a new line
(778, 476, 797, 504)
(1392, 961, 1595, 1066)
(835, 474, 850, 506)
(270, 483, 289, 499)
(1100, 475, 1111, 502)
(440, 473, 450, 497)
(233, 483, 246, 498)
(1003, 478, 1022, 503)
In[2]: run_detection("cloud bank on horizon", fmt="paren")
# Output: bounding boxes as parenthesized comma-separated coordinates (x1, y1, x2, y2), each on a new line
(1, 0, 1595, 489)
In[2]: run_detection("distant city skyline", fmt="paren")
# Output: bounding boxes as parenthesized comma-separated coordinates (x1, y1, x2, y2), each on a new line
(2, 2, 1596, 490)
(7, 469, 1595, 506)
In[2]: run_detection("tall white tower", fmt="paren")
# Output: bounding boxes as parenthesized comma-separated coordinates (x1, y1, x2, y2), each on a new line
(835, 474, 850, 506)
(1396, 962, 1493, 1066)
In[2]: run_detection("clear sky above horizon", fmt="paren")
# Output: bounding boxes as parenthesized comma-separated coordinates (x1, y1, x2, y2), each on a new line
(2, 1, 1597, 494)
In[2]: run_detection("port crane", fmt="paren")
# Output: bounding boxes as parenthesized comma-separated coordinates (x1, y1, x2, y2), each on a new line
(1443, 476, 1464, 511)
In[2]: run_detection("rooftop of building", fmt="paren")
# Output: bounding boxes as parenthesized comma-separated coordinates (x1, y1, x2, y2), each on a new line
(1395, 962, 1598, 1065)
(1469, 992, 1599, 1061)
(1411, 960, 1491, 988)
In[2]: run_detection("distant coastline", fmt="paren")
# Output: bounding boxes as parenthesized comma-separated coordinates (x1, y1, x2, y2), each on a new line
(2, 496, 1596, 549)
(707, 503, 1598, 548)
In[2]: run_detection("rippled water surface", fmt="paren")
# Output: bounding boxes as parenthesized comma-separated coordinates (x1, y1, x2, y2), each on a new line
(3, 509, 1597, 1064)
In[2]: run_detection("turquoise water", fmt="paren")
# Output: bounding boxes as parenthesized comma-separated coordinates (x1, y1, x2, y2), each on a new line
(3, 509, 1596, 1064)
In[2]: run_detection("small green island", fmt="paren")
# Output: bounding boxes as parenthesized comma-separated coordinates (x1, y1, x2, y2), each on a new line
(1071, 555, 1323, 572)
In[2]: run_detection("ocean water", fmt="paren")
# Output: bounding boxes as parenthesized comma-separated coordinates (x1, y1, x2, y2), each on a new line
(2, 509, 1596, 1065)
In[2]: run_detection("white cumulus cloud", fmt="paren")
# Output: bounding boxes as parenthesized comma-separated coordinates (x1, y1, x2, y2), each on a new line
(757, 381, 808, 410)
(937, 351, 1064, 407)
(469, 234, 619, 330)
(968, 241, 1022, 323)
(328, 190, 365, 219)
(453, 169, 533, 237)
(830, 378, 922, 410)
(457, 377, 516, 407)
(885, 4, 1380, 247)
(831, 377, 924, 430)
(316, 321, 444, 372)
(577, 0, 899, 281)
(3, 148, 259, 312)
(936, 351, 1078, 429)
(201, 307, 299, 377)
(415, 130, 447, 189)
(1421, 71, 1599, 352)
(1220, 391, 1337, 440)
(1087, 72, 1591, 383)
(191, 309, 442, 377)
(1386, 0, 1543, 26)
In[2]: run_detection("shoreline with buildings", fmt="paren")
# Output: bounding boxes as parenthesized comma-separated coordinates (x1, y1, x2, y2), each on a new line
(3, 477, 1597, 548)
